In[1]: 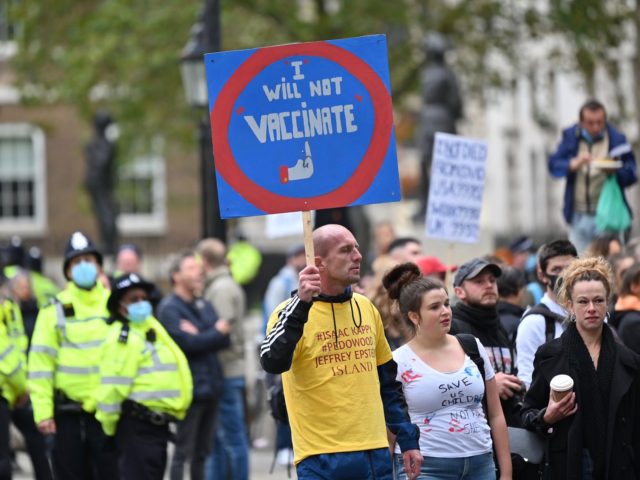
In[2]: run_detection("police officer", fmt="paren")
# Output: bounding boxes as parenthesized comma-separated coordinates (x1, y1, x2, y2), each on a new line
(0, 295, 28, 480)
(1, 291, 52, 480)
(95, 273, 192, 479)
(28, 231, 118, 479)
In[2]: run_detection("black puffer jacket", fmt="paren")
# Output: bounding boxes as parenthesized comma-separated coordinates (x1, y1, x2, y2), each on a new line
(521, 326, 640, 479)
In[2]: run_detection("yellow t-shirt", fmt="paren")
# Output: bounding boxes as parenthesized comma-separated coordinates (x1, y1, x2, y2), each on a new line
(267, 292, 393, 464)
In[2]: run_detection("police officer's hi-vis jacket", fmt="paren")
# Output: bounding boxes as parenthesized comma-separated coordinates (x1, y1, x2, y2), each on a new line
(0, 299, 27, 407)
(28, 281, 110, 423)
(93, 316, 193, 436)
(2, 298, 28, 356)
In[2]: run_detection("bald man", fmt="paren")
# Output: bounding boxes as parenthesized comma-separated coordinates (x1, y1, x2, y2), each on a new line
(113, 244, 163, 311)
(260, 224, 421, 480)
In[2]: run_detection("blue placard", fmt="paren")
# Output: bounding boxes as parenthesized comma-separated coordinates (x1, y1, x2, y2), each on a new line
(205, 35, 401, 218)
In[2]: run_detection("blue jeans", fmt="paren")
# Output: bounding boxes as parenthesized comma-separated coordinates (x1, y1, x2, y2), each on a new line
(297, 448, 393, 480)
(581, 448, 594, 480)
(394, 452, 496, 480)
(206, 377, 249, 480)
(569, 212, 599, 254)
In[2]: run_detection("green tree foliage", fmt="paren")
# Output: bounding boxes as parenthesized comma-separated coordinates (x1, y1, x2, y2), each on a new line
(533, 1, 634, 95)
(12, 0, 200, 151)
(222, 0, 522, 98)
(9, 0, 530, 153)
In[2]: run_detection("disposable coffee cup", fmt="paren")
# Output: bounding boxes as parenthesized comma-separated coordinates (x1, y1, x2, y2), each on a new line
(550, 374, 574, 401)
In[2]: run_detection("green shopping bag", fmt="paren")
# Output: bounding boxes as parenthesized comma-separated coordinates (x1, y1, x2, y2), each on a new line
(595, 175, 632, 232)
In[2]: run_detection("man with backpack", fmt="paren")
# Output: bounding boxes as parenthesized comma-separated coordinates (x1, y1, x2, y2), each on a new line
(450, 258, 524, 427)
(515, 240, 578, 389)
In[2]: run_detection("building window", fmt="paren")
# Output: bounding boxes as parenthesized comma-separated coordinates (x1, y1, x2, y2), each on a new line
(116, 154, 166, 234)
(0, 124, 46, 235)
(0, 0, 16, 42)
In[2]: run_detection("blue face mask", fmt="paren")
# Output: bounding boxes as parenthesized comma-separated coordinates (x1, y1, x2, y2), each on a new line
(581, 128, 603, 145)
(71, 261, 98, 289)
(126, 301, 152, 324)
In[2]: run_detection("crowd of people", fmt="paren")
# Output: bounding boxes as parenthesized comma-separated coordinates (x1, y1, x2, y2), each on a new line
(259, 222, 640, 479)
(0, 97, 639, 479)
(1, 219, 640, 479)
(0, 233, 242, 480)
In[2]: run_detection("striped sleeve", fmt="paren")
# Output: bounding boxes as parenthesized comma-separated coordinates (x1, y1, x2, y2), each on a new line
(28, 304, 60, 423)
(259, 295, 312, 374)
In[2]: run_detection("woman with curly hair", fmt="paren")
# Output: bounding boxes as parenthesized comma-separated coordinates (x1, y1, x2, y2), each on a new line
(521, 256, 640, 479)
(383, 263, 511, 480)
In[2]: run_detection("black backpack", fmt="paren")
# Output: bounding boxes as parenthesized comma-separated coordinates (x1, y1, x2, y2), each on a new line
(265, 373, 288, 425)
(265, 373, 293, 476)
(457, 333, 545, 479)
(521, 303, 564, 344)
(455, 334, 488, 413)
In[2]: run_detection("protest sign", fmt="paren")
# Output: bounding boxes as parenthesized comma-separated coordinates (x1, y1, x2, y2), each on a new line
(205, 35, 401, 218)
(265, 211, 317, 238)
(425, 133, 488, 244)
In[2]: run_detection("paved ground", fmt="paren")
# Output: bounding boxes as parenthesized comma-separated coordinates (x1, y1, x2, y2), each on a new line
(13, 446, 296, 479)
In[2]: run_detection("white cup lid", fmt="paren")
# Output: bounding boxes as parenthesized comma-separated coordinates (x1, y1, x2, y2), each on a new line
(550, 374, 574, 392)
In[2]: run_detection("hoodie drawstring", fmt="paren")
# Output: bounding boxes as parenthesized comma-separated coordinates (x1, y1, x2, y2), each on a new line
(330, 298, 363, 347)
(351, 298, 362, 329)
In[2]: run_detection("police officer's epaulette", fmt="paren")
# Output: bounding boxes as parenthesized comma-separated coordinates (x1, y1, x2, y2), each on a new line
(145, 328, 156, 343)
(62, 303, 75, 318)
(118, 324, 130, 344)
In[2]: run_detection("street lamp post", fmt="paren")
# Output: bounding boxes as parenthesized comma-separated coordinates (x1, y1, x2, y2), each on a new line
(180, 0, 226, 241)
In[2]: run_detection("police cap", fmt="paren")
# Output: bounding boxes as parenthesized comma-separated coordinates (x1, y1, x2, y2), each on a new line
(107, 273, 155, 315)
(62, 231, 103, 278)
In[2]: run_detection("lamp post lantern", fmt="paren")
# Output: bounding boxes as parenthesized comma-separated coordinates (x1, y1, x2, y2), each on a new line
(180, 0, 226, 241)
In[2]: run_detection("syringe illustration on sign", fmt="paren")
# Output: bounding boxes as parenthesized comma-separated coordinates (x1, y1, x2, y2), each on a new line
(280, 141, 314, 183)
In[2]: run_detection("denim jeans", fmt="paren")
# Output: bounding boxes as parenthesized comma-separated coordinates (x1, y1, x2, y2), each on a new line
(297, 448, 393, 480)
(581, 448, 594, 480)
(206, 377, 249, 480)
(569, 212, 599, 254)
(394, 452, 496, 480)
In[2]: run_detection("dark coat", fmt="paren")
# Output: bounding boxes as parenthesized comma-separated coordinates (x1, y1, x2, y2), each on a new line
(614, 310, 640, 355)
(497, 300, 524, 343)
(521, 328, 640, 479)
(158, 294, 230, 401)
(548, 123, 637, 223)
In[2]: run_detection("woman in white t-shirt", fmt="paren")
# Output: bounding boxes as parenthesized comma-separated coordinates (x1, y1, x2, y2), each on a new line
(383, 263, 511, 480)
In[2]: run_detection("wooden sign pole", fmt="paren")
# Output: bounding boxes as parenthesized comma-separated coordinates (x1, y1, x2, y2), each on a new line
(302, 211, 315, 267)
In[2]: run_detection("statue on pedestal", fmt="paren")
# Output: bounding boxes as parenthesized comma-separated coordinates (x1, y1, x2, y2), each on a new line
(85, 111, 118, 255)
(415, 33, 463, 222)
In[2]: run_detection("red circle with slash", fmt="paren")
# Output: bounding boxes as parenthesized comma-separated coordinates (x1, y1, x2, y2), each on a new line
(211, 41, 393, 213)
